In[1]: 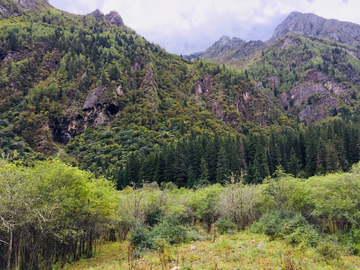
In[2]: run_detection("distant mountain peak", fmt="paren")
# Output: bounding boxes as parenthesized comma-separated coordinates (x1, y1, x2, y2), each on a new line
(184, 35, 264, 63)
(268, 11, 360, 45)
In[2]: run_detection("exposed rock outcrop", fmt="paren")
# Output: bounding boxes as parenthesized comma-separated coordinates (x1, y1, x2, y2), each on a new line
(268, 11, 360, 46)
(90, 9, 125, 28)
(284, 70, 352, 124)
(184, 36, 265, 62)
(195, 75, 212, 95)
(90, 9, 104, 21)
(105, 11, 124, 28)
(53, 87, 120, 145)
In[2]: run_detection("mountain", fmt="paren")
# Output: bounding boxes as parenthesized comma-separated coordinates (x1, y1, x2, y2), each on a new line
(268, 11, 360, 46)
(185, 35, 265, 68)
(0, 4, 282, 168)
(183, 11, 360, 125)
(185, 11, 360, 65)
(2, 4, 360, 188)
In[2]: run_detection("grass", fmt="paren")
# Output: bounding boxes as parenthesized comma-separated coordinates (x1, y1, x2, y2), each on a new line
(65, 231, 360, 270)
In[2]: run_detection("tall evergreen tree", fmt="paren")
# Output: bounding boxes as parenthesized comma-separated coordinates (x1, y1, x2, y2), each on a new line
(288, 148, 300, 177)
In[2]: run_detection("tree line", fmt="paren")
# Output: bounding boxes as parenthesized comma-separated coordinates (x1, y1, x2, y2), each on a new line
(114, 119, 360, 188)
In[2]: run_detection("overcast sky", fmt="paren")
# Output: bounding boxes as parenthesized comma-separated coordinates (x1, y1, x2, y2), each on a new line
(49, 0, 360, 55)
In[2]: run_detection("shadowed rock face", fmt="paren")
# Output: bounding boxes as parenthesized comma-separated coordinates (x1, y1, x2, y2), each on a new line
(53, 87, 120, 145)
(268, 11, 360, 46)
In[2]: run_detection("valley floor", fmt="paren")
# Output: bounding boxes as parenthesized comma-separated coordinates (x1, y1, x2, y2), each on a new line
(64, 231, 360, 270)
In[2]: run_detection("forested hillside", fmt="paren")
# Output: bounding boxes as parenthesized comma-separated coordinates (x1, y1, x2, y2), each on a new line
(3, 1, 360, 269)
(2, 1, 360, 187)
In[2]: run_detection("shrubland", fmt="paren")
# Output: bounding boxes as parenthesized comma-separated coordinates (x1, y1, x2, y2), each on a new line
(60, 163, 360, 269)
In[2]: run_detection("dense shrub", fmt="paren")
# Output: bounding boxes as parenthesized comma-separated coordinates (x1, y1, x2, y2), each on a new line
(150, 215, 189, 245)
(214, 217, 237, 235)
(129, 225, 156, 250)
(251, 209, 320, 246)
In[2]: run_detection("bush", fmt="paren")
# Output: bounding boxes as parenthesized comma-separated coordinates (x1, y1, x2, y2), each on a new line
(129, 225, 155, 249)
(144, 206, 164, 226)
(287, 225, 320, 247)
(130, 215, 190, 250)
(214, 217, 237, 235)
(251, 209, 320, 246)
(150, 215, 189, 245)
(318, 242, 342, 262)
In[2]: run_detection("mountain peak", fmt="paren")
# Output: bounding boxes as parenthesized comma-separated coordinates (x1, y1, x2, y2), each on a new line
(268, 11, 360, 45)
(105, 11, 124, 28)
(89, 9, 124, 28)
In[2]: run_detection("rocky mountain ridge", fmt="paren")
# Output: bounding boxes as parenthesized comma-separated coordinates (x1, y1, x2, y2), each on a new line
(185, 11, 360, 64)
(268, 11, 360, 46)
(89, 9, 124, 28)
(185, 35, 265, 62)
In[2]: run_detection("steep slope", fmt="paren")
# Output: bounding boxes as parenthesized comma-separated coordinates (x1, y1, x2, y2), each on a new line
(249, 34, 360, 124)
(0, 6, 282, 169)
(186, 11, 360, 67)
(0, 0, 50, 17)
(185, 35, 265, 66)
(268, 11, 360, 46)
(184, 11, 360, 125)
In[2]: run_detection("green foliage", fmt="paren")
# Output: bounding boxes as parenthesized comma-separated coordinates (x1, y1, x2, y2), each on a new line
(318, 241, 342, 262)
(214, 217, 237, 234)
(129, 225, 156, 250)
(0, 158, 119, 268)
(150, 215, 189, 245)
(251, 209, 319, 246)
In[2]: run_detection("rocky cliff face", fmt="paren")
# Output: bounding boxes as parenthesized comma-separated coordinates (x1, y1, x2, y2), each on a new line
(105, 11, 124, 28)
(186, 11, 360, 65)
(90, 9, 125, 28)
(53, 87, 120, 145)
(268, 11, 360, 46)
(184, 36, 265, 62)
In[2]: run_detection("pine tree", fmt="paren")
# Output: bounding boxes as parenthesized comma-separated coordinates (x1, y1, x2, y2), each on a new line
(153, 153, 166, 184)
(173, 143, 187, 187)
(216, 145, 229, 183)
(288, 148, 300, 177)
(125, 153, 140, 185)
(199, 157, 209, 182)
(325, 142, 339, 173)
(305, 126, 318, 177)
(255, 135, 269, 179)
(268, 129, 281, 175)
(333, 135, 348, 171)
(316, 138, 327, 175)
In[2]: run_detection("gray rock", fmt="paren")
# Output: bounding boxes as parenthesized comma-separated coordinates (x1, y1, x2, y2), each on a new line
(83, 87, 106, 111)
(105, 11, 124, 28)
(184, 35, 265, 62)
(90, 9, 104, 22)
(268, 11, 360, 46)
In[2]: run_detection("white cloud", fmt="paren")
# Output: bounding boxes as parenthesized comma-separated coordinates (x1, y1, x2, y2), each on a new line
(51, 0, 360, 54)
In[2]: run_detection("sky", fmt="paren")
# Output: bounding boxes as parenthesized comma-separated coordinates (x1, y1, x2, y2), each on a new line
(49, 0, 360, 55)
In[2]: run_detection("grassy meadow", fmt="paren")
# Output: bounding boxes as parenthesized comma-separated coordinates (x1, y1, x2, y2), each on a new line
(65, 231, 360, 270)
